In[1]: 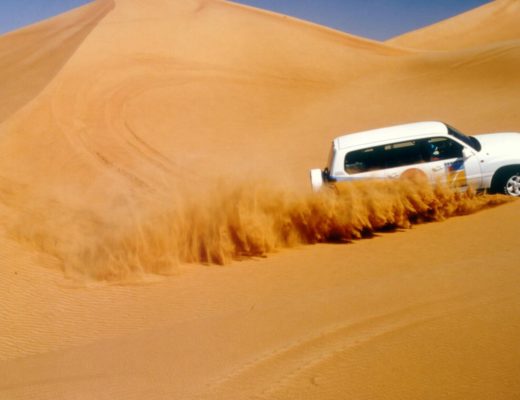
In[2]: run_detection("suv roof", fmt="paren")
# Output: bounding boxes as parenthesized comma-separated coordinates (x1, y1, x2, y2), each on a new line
(335, 121, 449, 150)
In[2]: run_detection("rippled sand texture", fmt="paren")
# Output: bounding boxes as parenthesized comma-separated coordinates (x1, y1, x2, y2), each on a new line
(1, 0, 520, 399)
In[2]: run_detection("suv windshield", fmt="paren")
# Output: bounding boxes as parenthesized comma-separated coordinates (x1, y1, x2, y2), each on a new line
(447, 125, 481, 151)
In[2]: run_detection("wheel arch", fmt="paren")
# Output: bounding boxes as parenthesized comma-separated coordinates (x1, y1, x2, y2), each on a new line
(490, 164, 520, 193)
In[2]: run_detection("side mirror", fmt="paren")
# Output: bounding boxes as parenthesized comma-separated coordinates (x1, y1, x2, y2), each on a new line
(462, 148, 473, 159)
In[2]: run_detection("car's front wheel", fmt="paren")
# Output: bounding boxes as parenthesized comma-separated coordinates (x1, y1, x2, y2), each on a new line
(504, 173, 520, 196)
(493, 168, 520, 196)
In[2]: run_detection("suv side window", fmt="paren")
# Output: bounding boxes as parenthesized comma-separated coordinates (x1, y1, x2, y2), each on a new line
(425, 137, 463, 161)
(344, 146, 384, 174)
(345, 140, 424, 174)
(344, 137, 465, 175)
(384, 140, 423, 168)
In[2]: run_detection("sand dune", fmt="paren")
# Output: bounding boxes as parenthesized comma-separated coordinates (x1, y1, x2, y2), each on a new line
(388, 0, 520, 50)
(0, 0, 406, 193)
(1, 0, 519, 398)
(0, 0, 113, 123)
(2, 201, 519, 399)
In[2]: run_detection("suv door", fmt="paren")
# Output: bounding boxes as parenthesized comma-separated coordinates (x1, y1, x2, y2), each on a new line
(423, 137, 482, 189)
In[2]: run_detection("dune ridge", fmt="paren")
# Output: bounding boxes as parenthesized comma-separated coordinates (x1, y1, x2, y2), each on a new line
(221, 0, 408, 56)
(388, 0, 520, 50)
(0, 0, 114, 123)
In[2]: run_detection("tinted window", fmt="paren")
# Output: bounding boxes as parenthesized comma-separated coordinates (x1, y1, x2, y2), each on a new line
(344, 146, 383, 174)
(384, 141, 423, 168)
(447, 125, 481, 151)
(344, 137, 463, 175)
(345, 140, 423, 174)
(426, 137, 463, 161)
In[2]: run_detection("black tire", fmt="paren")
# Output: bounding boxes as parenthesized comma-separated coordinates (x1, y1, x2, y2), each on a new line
(492, 168, 520, 196)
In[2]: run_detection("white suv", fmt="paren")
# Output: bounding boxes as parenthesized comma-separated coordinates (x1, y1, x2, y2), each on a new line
(310, 121, 520, 196)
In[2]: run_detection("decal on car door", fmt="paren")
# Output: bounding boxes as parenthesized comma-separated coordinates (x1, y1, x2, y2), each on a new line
(444, 159, 467, 188)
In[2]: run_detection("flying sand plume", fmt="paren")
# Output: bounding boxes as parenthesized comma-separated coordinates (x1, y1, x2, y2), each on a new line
(7, 179, 512, 282)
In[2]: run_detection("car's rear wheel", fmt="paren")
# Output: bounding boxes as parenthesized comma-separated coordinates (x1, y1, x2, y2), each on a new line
(493, 168, 520, 196)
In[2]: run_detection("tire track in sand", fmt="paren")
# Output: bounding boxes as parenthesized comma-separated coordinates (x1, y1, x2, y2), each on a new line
(196, 292, 514, 400)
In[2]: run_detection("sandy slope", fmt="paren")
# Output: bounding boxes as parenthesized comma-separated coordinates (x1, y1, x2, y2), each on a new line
(388, 0, 520, 50)
(1, 0, 520, 398)
(0, 0, 114, 123)
(2, 201, 519, 399)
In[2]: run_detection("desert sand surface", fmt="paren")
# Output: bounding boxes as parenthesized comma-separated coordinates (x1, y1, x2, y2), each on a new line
(1, 0, 519, 399)
(388, 0, 520, 50)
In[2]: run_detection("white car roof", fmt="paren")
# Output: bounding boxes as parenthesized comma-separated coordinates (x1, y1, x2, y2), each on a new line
(335, 121, 449, 150)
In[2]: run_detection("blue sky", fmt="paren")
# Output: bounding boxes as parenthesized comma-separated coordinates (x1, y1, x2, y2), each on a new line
(0, 0, 491, 39)
(0, 0, 92, 35)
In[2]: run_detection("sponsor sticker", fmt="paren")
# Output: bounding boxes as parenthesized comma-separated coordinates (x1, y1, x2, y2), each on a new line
(444, 159, 467, 187)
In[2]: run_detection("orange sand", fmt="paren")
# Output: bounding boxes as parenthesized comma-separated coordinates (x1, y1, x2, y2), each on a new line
(1, 0, 519, 398)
